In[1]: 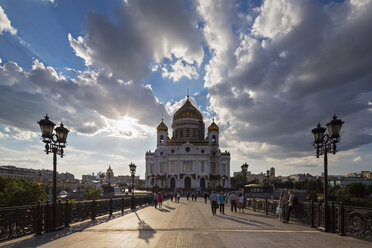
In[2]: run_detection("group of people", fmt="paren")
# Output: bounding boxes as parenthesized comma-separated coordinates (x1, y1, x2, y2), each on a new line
(208, 191, 245, 215)
(152, 192, 164, 209)
(277, 190, 296, 223)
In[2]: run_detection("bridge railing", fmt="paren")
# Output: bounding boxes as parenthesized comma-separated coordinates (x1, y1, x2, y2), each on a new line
(245, 197, 372, 241)
(0, 195, 152, 241)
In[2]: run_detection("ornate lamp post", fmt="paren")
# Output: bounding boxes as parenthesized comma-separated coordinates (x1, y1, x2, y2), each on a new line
(266, 170, 270, 187)
(129, 162, 137, 210)
(241, 162, 249, 207)
(37, 115, 69, 231)
(312, 114, 343, 232)
(151, 175, 155, 192)
(222, 175, 227, 189)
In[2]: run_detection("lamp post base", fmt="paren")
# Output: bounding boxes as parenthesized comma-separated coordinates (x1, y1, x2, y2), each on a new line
(131, 195, 135, 210)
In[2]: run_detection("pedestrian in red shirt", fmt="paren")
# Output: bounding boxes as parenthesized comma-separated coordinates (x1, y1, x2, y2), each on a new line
(157, 192, 163, 209)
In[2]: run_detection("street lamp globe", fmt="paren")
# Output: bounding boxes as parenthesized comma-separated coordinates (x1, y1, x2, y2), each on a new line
(37, 115, 55, 139)
(241, 162, 248, 172)
(55, 123, 69, 145)
(311, 123, 326, 145)
(129, 162, 137, 175)
(326, 114, 344, 140)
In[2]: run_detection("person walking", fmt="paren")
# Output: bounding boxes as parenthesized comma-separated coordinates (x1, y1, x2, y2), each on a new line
(153, 192, 158, 209)
(204, 192, 208, 204)
(230, 192, 237, 212)
(177, 192, 181, 203)
(277, 191, 286, 221)
(187, 192, 190, 201)
(283, 191, 295, 223)
(157, 192, 163, 209)
(170, 193, 173, 202)
(195, 192, 198, 201)
(225, 193, 229, 207)
(210, 191, 218, 215)
(191, 192, 195, 201)
(219, 192, 225, 214)
(237, 193, 244, 213)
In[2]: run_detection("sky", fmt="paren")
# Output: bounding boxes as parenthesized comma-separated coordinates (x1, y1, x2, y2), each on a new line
(0, 0, 371, 179)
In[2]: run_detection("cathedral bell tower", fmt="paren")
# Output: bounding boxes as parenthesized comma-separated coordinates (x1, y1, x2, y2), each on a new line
(156, 119, 168, 146)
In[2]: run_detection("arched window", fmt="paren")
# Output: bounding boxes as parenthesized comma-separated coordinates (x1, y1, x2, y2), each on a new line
(212, 135, 216, 143)
(160, 135, 164, 143)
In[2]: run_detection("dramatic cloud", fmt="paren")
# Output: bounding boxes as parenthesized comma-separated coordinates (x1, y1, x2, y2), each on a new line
(0, 59, 166, 134)
(200, 0, 372, 161)
(161, 59, 199, 82)
(69, 0, 203, 83)
(0, 4, 17, 35)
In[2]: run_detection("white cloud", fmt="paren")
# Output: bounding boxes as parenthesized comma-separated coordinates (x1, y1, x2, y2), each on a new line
(0, 5, 17, 35)
(161, 59, 199, 82)
(352, 156, 362, 162)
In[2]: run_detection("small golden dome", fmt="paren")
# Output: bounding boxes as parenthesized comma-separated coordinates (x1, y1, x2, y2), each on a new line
(208, 119, 219, 132)
(157, 120, 168, 132)
(173, 97, 203, 121)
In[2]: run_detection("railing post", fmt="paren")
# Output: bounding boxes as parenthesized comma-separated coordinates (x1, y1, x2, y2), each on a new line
(318, 200, 321, 227)
(121, 197, 124, 214)
(109, 198, 113, 216)
(57, 200, 62, 229)
(339, 202, 345, 236)
(65, 199, 70, 227)
(253, 198, 256, 211)
(265, 196, 268, 215)
(91, 200, 96, 220)
(310, 200, 315, 228)
(34, 201, 42, 235)
(45, 200, 51, 232)
(330, 201, 335, 233)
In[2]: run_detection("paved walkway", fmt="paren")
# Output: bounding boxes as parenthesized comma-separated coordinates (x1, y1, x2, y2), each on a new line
(1, 198, 371, 248)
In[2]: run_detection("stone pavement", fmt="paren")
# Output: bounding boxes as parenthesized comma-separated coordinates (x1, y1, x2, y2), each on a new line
(1, 198, 371, 248)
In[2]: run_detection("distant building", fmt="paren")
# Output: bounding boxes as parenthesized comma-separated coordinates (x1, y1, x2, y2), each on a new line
(328, 177, 372, 188)
(0, 165, 38, 182)
(82, 174, 97, 181)
(347, 171, 372, 179)
(58, 172, 75, 181)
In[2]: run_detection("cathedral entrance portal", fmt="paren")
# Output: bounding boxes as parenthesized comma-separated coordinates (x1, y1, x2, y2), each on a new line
(200, 178, 205, 189)
(184, 177, 191, 190)
(170, 177, 175, 190)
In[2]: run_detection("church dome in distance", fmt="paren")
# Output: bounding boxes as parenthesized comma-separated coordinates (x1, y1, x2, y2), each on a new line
(157, 120, 168, 132)
(173, 96, 203, 121)
(208, 119, 219, 132)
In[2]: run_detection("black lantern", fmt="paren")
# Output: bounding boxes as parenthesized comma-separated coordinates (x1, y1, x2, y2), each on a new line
(37, 115, 55, 139)
(241, 162, 248, 172)
(312, 123, 326, 145)
(326, 114, 344, 140)
(55, 123, 69, 145)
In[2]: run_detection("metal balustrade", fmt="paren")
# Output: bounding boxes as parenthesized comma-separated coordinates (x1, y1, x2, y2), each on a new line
(244, 197, 372, 242)
(0, 195, 151, 241)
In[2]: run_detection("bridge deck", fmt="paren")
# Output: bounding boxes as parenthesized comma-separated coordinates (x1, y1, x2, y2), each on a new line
(2, 199, 370, 248)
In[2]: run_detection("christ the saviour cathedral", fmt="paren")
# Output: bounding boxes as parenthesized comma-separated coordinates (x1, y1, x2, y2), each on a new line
(145, 96, 231, 191)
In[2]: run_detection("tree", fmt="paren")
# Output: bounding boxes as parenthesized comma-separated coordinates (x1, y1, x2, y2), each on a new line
(368, 184, 372, 194)
(307, 191, 318, 202)
(82, 186, 101, 200)
(346, 183, 369, 198)
(230, 174, 245, 189)
(0, 176, 47, 207)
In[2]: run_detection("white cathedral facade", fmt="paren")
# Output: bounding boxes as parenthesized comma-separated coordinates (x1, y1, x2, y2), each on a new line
(145, 96, 230, 191)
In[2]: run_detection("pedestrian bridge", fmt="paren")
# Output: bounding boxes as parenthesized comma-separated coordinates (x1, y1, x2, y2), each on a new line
(1, 199, 370, 248)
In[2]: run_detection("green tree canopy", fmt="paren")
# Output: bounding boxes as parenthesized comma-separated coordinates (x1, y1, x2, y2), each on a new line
(0, 176, 47, 207)
(82, 186, 101, 200)
(346, 183, 369, 198)
(230, 174, 245, 189)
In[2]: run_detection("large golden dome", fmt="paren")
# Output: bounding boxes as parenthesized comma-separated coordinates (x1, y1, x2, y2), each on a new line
(173, 97, 203, 121)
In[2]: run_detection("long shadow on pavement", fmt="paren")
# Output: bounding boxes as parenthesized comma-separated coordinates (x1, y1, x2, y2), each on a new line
(135, 212, 156, 243)
(214, 214, 263, 227)
(226, 213, 274, 226)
